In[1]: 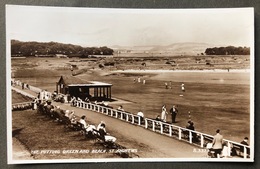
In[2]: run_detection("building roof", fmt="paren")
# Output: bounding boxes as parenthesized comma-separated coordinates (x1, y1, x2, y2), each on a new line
(58, 75, 112, 87)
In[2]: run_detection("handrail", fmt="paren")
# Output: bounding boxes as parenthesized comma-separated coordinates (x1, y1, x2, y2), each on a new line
(12, 101, 32, 111)
(12, 87, 35, 99)
(12, 101, 32, 106)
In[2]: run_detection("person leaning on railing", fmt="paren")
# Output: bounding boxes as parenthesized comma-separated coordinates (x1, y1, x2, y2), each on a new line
(137, 111, 144, 124)
(240, 137, 250, 157)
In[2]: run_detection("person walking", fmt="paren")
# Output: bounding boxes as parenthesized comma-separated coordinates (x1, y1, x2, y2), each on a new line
(161, 105, 168, 122)
(212, 129, 224, 158)
(170, 105, 178, 123)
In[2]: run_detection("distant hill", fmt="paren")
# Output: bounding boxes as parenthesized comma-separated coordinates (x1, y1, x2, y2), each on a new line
(11, 40, 114, 57)
(110, 42, 216, 55)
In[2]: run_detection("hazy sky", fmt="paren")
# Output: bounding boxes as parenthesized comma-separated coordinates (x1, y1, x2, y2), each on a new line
(6, 5, 254, 47)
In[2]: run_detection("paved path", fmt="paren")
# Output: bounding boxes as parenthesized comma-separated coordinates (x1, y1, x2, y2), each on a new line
(12, 137, 34, 160)
(12, 86, 208, 158)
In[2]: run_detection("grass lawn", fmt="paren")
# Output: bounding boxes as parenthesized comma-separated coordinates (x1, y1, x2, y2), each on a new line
(12, 90, 32, 104)
(12, 91, 119, 159)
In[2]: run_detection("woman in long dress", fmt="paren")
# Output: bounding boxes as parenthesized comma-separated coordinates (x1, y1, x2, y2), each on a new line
(161, 105, 167, 122)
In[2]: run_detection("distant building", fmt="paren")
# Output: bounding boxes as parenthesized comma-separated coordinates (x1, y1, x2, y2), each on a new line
(56, 75, 112, 100)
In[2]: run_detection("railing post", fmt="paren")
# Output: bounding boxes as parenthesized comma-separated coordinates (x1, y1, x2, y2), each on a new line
(178, 128, 181, 140)
(152, 121, 155, 131)
(110, 110, 113, 117)
(145, 119, 148, 128)
(106, 108, 109, 115)
(115, 110, 118, 118)
(126, 114, 129, 121)
(227, 142, 231, 157)
(160, 122, 163, 134)
(132, 114, 134, 124)
(97, 105, 100, 112)
(189, 131, 192, 143)
(200, 134, 204, 148)
(138, 116, 141, 125)
(121, 112, 123, 120)
(169, 125, 172, 136)
(244, 147, 247, 158)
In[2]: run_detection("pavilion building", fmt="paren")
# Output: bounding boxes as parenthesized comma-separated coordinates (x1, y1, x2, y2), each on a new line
(56, 75, 112, 101)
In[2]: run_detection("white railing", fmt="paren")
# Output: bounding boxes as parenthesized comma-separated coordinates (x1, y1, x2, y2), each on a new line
(28, 85, 42, 93)
(74, 101, 142, 125)
(73, 99, 250, 158)
(12, 101, 32, 110)
(12, 79, 52, 99)
(12, 87, 35, 99)
(144, 118, 250, 158)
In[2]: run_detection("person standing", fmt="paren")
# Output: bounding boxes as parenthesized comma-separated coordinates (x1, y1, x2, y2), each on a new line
(137, 111, 144, 123)
(165, 82, 168, 89)
(212, 129, 224, 158)
(137, 77, 141, 83)
(240, 137, 250, 156)
(181, 83, 185, 92)
(161, 105, 168, 122)
(170, 105, 178, 123)
(169, 81, 172, 89)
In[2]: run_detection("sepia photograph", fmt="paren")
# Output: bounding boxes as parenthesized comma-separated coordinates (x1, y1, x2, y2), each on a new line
(6, 5, 254, 163)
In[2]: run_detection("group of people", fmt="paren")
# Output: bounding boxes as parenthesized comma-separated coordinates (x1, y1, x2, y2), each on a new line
(159, 105, 178, 123)
(52, 91, 66, 103)
(37, 90, 52, 101)
(11, 79, 30, 90)
(134, 77, 146, 85)
(12, 103, 32, 111)
(208, 129, 250, 158)
(165, 81, 172, 89)
(75, 116, 117, 143)
(164, 82, 185, 92)
(36, 98, 117, 144)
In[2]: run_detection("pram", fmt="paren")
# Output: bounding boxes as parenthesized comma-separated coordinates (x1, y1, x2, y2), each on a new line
(206, 143, 216, 158)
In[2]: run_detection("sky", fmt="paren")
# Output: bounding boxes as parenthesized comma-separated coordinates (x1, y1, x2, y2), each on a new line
(6, 5, 254, 47)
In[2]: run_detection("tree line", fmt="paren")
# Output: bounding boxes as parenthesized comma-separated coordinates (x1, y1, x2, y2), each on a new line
(11, 40, 114, 57)
(205, 46, 250, 55)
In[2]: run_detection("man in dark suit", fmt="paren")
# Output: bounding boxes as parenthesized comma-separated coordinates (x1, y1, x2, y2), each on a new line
(240, 137, 250, 156)
(169, 105, 178, 123)
(212, 129, 224, 158)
